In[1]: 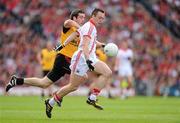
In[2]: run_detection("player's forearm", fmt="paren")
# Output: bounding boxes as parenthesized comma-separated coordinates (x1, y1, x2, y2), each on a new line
(82, 44, 89, 60)
(82, 36, 90, 59)
(70, 20, 80, 29)
(54, 32, 78, 51)
(63, 32, 78, 46)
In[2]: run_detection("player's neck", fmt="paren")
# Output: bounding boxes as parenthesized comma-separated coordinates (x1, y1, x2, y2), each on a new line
(121, 47, 128, 51)
(89, 18, 96, 26)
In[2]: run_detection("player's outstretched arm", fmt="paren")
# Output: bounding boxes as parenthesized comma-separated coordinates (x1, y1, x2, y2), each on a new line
(54, 19, 80, 52)
(82, 36, 94, 71)
(54, 31, 79, 51)
(63, 31, 79, 46)
(82, 36, 91, 60)
(53, 43, 64, 51)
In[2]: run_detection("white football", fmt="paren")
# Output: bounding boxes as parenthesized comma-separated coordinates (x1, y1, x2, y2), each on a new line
(104, 43, 118, 56)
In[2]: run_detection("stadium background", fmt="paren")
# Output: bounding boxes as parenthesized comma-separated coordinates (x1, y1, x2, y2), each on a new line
(0, 0, 179, 96)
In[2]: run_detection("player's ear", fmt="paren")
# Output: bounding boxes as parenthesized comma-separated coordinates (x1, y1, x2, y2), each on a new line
(73, 16, 76, 21)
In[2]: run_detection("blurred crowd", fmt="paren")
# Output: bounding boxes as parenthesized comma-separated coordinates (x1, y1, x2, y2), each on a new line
(137, 0, 180, 38)
(0, 0, 179, 96)
(151, 0, 180, 25)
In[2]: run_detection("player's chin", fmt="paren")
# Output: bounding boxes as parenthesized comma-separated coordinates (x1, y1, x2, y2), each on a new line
(97, 23, 100, 26)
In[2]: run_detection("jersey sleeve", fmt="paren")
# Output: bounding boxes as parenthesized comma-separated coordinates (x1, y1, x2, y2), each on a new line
(129, 50, 133, 58)
(117, 50, 121, 58)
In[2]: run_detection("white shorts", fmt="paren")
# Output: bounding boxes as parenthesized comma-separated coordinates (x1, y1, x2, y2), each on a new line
(70, 50, 99, 76)
(118, 66, 133, 77)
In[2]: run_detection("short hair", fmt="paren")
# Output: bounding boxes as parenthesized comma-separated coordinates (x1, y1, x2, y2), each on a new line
(91, 8, 105, 16)
(70, 9, 85, 20)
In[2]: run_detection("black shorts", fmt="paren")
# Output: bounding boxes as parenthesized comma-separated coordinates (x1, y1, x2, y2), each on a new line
(47, 53, 71, 82)
(43, 70, 49, 76)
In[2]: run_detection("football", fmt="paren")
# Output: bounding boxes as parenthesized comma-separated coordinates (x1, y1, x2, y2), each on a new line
(104, 43, 118, 57)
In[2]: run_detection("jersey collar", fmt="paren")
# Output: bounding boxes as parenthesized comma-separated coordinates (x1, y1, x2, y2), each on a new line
(89, 18, 96, 26)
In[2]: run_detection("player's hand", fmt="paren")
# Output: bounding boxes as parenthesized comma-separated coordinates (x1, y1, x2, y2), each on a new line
(102, 43, 106, 48)
(127, 57, 131, 61)
(53, 44, 64, 52)
(114, 70, 118, 75)
(86, 60, 94, 71)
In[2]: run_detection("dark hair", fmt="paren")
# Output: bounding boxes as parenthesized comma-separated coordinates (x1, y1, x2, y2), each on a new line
(70, 9, 85, 20)
(91, 8, 105, 16)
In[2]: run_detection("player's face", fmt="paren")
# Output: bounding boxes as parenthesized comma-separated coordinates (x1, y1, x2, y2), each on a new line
(122, 41, 128, 49)
(75, 13, 85, 25)
(94, 12, 105, 26)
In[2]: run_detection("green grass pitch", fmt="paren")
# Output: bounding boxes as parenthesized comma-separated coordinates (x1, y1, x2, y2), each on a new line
(0, 96, 180, 123)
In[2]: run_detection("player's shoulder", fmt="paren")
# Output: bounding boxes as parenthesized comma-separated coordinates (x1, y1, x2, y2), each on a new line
(41, 48, 47, 54)
(78, 22, 89, 33)
(41, 48, 47, 52)
(127, 48, 133, 53)
(83, 21, 95, 28)
(81, 21, 90, 28)
(63, 19, 72, 27)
